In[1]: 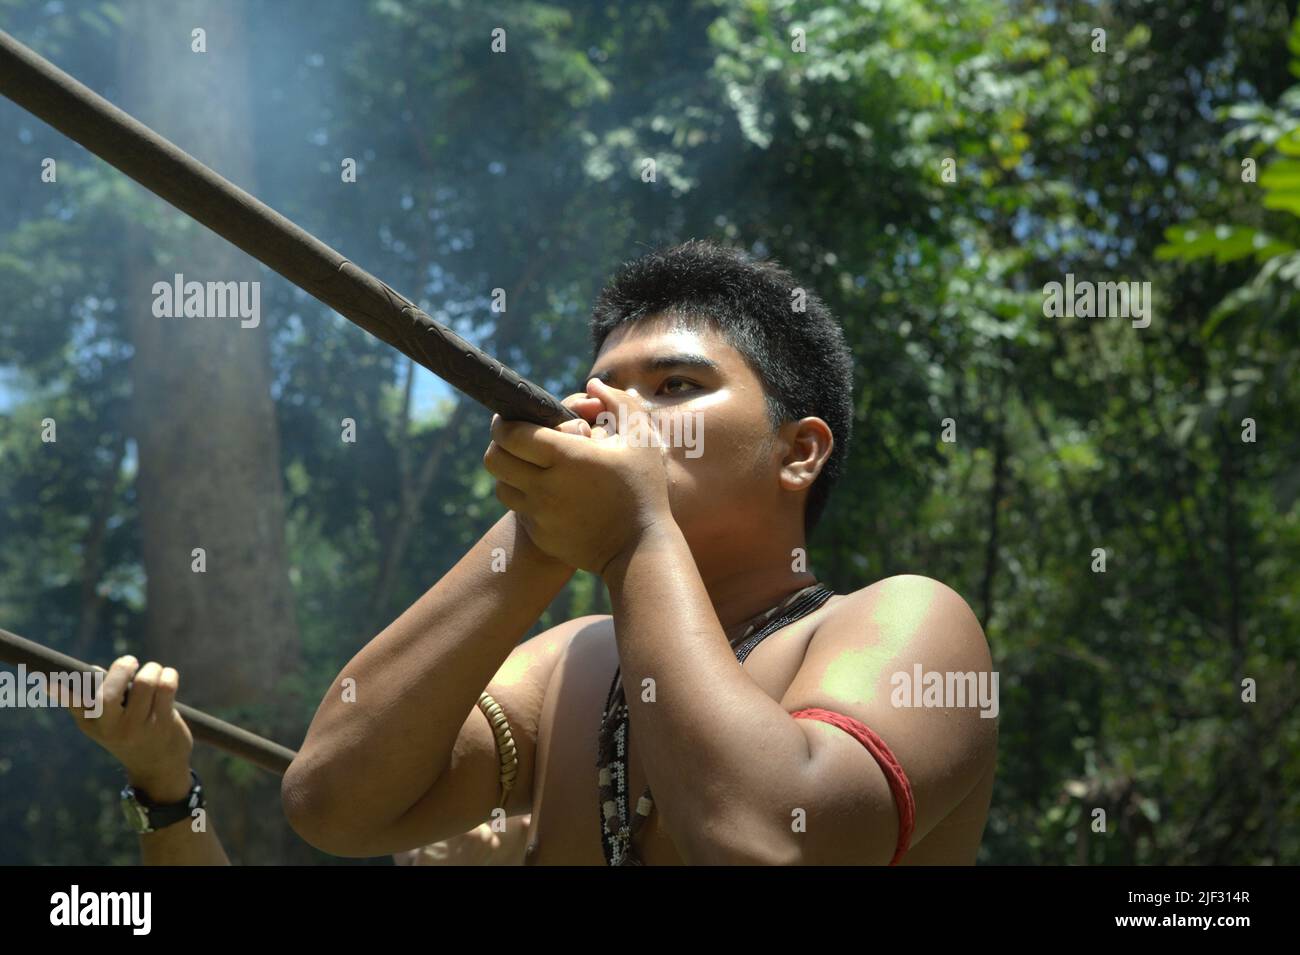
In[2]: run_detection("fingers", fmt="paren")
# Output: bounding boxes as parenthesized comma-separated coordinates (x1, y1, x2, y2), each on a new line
(488, 388, 608, 460)
(561, 391, 604, 413)
(95, 655, 139, 727)
(494, 479, 528, 513)
(584, 377, 648, 424)
(483, 438, 545, 487)
(60, 666, 106, 728)
(153, 667, 179, 723)
(561, 391, 605, 430)
(582, 377, 654, 440)
(554, 416, 592, 438)
(122, 661, 163, 731)
(490, 414, 574, 467)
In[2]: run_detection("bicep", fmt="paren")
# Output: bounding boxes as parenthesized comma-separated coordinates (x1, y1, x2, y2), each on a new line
(378, 615, 606, 852)
(777, 577, 997, 861)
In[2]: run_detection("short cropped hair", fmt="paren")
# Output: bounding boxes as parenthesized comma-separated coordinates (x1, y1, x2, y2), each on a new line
(590, 239, 854, 535)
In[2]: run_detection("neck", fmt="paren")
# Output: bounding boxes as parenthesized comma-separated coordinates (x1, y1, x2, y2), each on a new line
(690, 530, 818, 638)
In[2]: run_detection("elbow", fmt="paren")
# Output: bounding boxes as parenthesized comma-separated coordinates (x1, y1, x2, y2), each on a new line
(281, 752, 373, 857)
(677, 808, 801, 866)
(280, 755, 333, 852)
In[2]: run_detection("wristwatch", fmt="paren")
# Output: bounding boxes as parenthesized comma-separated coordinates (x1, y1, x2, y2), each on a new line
(120, 768, 205, 834)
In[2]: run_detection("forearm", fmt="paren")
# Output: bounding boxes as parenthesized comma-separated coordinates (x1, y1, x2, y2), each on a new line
(602, 522, 811, 864)
(139, 819, 231, 865)
(287, 511, 572, 828)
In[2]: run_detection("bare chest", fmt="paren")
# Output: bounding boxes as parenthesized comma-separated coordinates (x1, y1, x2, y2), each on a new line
(523, 616, 820, 866)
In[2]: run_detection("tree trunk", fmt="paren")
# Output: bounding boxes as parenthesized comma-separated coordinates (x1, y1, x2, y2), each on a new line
(118, 0, 303, 863)
(72, 431, 126, 661)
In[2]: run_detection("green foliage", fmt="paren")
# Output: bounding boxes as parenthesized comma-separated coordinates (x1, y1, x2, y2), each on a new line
(0, 0, 1296, 865)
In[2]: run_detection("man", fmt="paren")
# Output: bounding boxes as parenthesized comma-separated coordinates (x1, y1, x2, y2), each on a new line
(48, 656, 528, 864)
(284, 239, 998, 865)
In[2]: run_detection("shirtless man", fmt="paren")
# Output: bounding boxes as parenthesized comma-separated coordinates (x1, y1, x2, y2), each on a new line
(283, 239, 998, 865)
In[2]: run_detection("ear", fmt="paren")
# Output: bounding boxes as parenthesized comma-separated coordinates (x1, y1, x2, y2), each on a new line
(778, 417, 833, 493)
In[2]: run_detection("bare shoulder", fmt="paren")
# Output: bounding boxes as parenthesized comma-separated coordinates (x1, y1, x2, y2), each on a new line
(819, 574, 992, 672)
(554, 613, 615, 660)
(533, 612, 613, 648)
(795, 573, 997, 756)
(488, 613, 613, 750)
(533, 613, 618, 701)
(782, 574, 998, 853)
(510, 613, 611, 672)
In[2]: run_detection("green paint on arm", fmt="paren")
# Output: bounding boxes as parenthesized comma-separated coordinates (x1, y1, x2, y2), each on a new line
(818, 577, 939, 705)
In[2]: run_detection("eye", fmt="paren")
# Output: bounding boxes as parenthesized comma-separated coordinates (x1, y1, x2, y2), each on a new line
(659, 376, 699, 396)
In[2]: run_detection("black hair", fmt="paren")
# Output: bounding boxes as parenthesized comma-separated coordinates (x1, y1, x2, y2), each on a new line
(589, 239, 854, 536)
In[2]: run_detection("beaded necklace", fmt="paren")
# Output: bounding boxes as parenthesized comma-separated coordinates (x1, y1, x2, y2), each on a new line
(596, 582, 835, 865)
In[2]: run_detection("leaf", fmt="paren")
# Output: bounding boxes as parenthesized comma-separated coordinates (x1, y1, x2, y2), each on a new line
(1260, 158, 1300, 189)
(1156, 224, 1291, 264)
(1262, 189, 1300, 216)
(1289, 13, 1300, 67)
(1138, 798, 1161, 824)
(1274, 128, 1300, 156)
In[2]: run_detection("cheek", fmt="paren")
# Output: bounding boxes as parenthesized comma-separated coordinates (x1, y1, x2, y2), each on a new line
(662, 415, 774, 508)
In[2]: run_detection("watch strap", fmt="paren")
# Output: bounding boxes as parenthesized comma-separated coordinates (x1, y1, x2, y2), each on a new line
(120, 768, 204, 834)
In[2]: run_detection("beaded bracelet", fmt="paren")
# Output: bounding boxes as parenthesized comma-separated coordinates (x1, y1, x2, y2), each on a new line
(477, 690, 518, 809)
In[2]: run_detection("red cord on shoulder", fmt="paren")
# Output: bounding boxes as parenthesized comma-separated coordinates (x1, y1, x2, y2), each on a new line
(790, 707, 915, 865)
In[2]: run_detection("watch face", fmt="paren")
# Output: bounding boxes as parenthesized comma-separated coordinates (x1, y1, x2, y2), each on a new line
(121, 796, 152, 834)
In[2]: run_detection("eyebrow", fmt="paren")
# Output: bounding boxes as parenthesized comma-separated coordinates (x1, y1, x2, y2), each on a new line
(583, 353, 722, 389)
